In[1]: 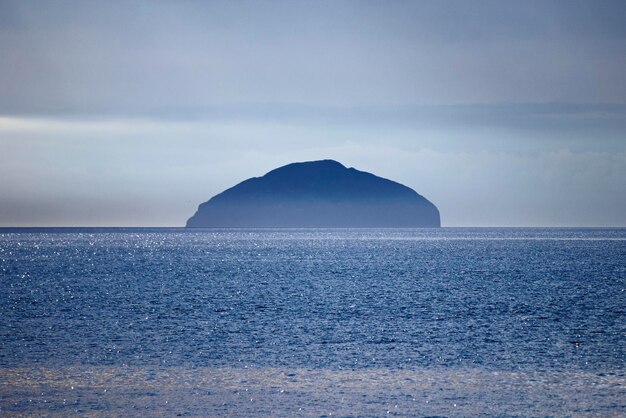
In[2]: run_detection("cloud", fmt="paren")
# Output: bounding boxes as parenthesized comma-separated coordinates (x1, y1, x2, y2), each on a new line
(1, 0, 625, 116)
(1, 115, 624, 226)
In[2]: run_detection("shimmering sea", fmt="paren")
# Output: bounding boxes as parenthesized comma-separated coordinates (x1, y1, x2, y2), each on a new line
(1, 228, 624, 416)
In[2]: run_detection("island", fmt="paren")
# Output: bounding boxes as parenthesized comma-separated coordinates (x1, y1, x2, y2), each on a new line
(186, 159, 440, 227)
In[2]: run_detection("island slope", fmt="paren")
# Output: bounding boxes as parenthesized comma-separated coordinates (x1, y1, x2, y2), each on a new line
(186, 160, 440, 227)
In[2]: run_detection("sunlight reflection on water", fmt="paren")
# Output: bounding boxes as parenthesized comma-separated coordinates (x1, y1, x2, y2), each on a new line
(1, 366, 624, 416)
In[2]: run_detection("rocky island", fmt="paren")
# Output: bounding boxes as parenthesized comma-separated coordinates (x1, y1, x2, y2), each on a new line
(186, 160, 440, 227)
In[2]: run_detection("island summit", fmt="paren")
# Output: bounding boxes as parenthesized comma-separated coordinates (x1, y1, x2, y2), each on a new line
(186, 160, 440, 227)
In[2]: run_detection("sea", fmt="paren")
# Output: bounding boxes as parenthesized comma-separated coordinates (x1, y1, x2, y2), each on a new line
(0, 227, 624, 416)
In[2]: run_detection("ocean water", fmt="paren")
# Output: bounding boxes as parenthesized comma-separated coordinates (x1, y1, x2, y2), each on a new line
(1, 228, 624, 416)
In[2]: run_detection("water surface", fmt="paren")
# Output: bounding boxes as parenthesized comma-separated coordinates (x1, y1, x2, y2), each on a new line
(1, 228, 624, 415)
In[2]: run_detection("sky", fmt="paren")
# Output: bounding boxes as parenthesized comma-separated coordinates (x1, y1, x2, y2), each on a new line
(0, 0, 625, 227)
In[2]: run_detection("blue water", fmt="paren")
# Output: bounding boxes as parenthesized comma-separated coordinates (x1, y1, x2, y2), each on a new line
(1, 228, 625, 416)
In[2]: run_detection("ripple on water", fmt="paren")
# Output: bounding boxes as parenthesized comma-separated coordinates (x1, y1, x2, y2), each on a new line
(0, 228, 624, 415)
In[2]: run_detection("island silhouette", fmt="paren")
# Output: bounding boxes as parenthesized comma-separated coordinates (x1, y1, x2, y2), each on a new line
(186, 159, 440, 227)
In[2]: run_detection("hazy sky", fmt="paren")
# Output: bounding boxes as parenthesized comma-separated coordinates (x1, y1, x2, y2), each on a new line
(1, 0, 625, 226)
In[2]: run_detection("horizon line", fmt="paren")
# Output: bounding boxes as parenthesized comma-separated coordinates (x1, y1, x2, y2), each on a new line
(1, 226, 625, 229)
